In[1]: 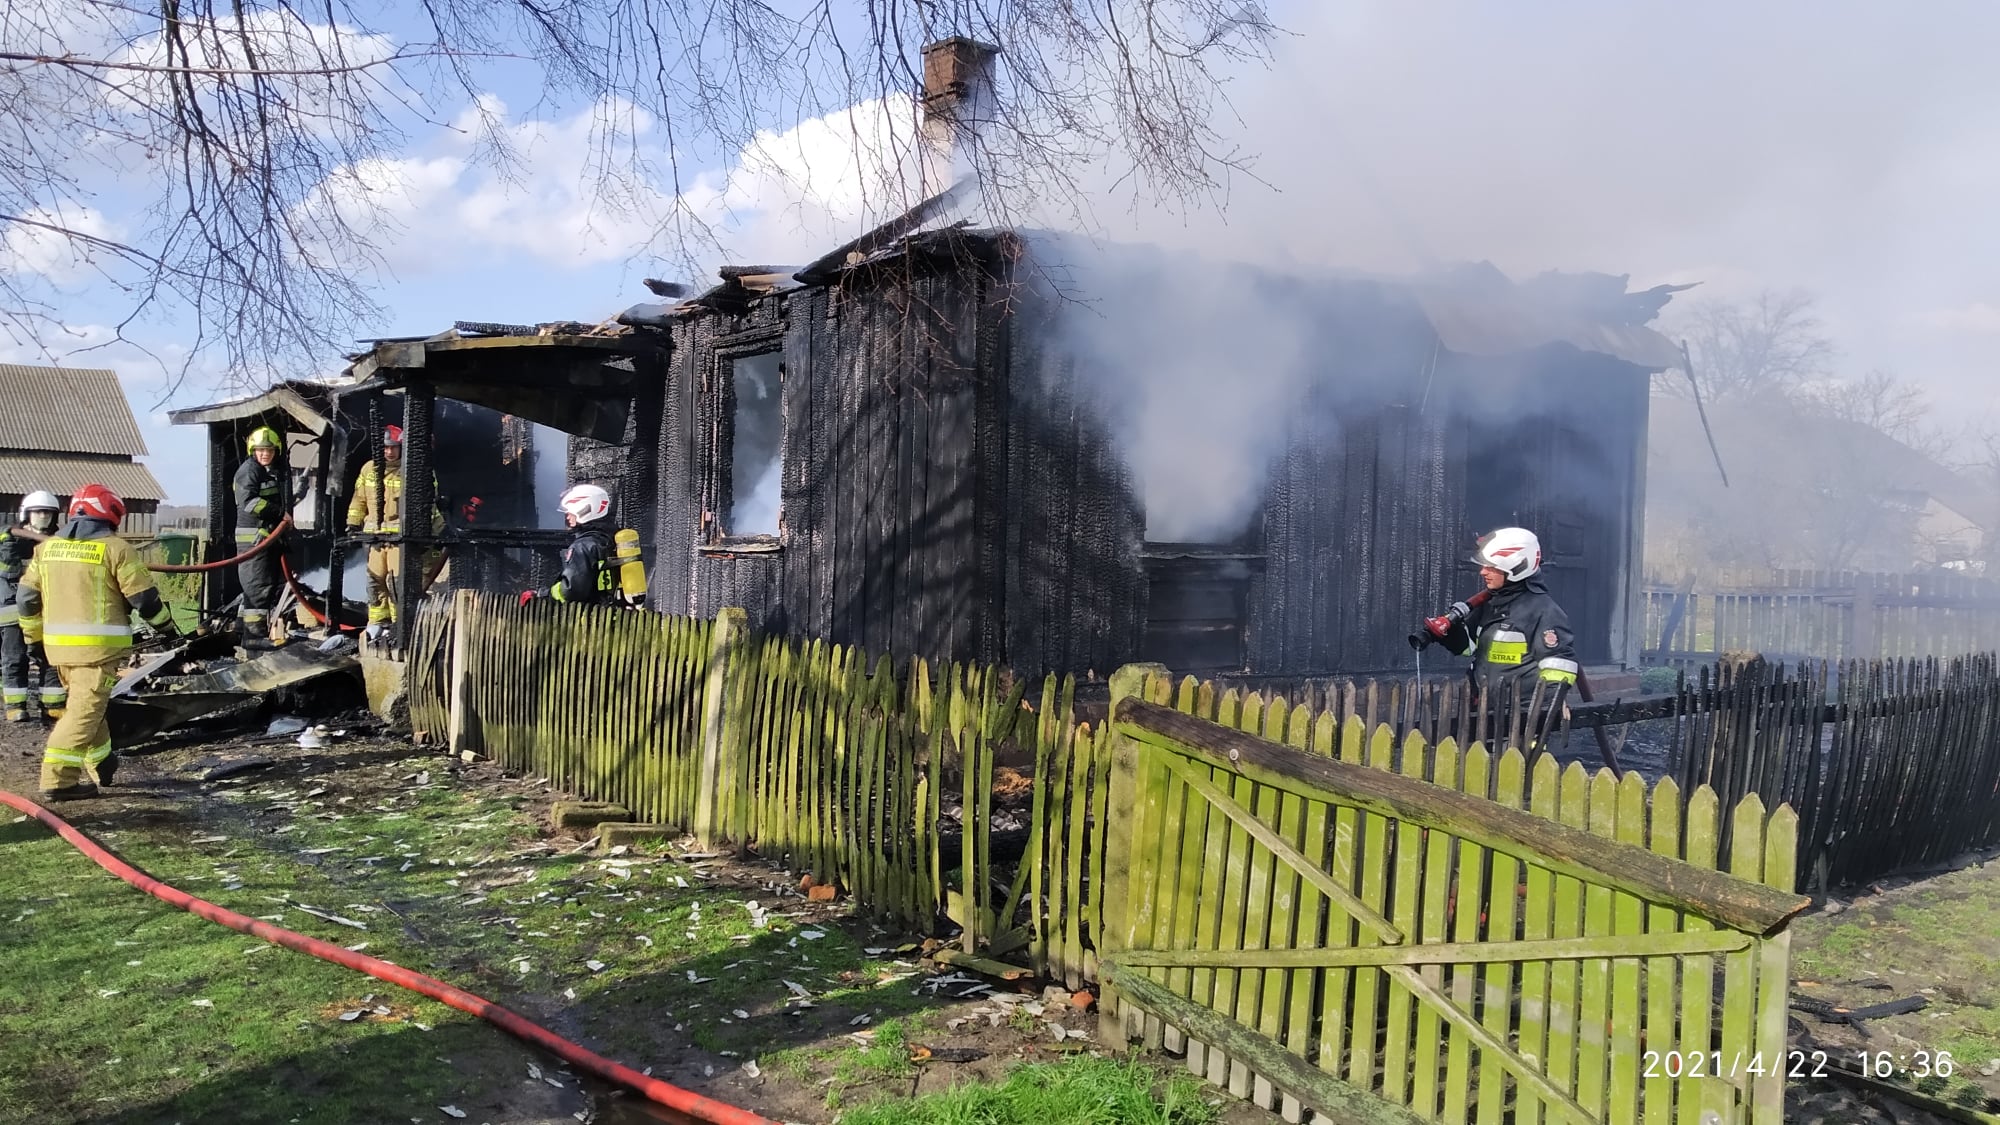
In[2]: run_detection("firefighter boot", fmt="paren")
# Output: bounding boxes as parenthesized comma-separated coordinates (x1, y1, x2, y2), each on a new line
(4, 706, 25, 723)
(39, 784, 98, 802)
(95, 751, 120, 788)
(241, 611, 273, 651)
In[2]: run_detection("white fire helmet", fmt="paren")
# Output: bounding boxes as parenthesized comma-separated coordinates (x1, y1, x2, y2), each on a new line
(558, 483, 612, 525)
(1471, 526, 1542, 582)
(18, 490, 60, 522)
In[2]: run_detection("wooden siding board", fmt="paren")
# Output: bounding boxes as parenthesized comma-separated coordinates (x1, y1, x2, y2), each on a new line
(807, 291, 838, 643)
(651, 242, 1647, 684)
(975, 269, 1014, 668)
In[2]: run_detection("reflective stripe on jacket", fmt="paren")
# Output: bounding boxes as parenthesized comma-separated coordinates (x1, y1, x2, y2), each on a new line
(1450, 577, 1580, 690)
(550, 528, 616, 605)
(234, 456, 284, 542)
(18, 523, 169, 660)
(347, 462, 444, 535)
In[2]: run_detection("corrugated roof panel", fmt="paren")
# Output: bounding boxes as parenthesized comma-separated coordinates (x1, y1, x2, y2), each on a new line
(0, 364, 150, 457)
(0, 454, 165, 501)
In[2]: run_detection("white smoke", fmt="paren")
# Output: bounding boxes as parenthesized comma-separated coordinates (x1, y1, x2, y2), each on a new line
(732, 455, 783, 537)
(530, 423, 570, 529)
(1035, 237, 1327, 543)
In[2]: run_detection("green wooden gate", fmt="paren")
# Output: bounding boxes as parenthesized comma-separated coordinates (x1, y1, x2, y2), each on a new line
(1099, 669, 1809, 1125)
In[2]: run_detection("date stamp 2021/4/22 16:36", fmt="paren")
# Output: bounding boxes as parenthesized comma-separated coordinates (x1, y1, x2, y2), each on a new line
(1642, 1049, 1958, 1081)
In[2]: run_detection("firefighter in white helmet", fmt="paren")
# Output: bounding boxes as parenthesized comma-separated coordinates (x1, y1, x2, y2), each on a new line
(2, 490, 64, 721)
(1432, 527, 1579, 694)
(519, 484, 632, 607)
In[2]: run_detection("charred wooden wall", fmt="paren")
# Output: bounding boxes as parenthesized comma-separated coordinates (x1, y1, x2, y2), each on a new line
(993, 277, 1147, 676)
(649, 243, 1145, 676)
(647, 238, 1648, 680)
(1457, 347, 1648, 667)
(655, 255, 994, 665)
(1240, 286, 1464, 677)
(568, 354, 665, 550)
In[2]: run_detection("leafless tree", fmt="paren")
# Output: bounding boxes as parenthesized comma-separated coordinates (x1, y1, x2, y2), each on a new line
(1794, 369, 1948, 457)
(1658, 289, 1835, 404)
(1, 0, 1274, 391)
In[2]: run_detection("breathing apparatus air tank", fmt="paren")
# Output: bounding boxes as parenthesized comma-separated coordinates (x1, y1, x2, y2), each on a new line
(614, 528, 647, 608)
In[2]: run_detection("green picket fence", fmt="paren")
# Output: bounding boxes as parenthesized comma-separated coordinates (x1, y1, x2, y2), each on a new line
(1102, 667, 1808, 1125)
(414, 597, 1811, 1122)
(417, 594, 1107, 962)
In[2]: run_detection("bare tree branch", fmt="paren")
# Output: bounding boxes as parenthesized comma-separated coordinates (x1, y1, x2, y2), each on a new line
(2, 0, 1275, 390)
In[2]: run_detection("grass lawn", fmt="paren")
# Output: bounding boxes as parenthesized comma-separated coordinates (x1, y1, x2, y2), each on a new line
(836, 1056, 1216, 1125)
(0, 734, 1139, 1125)
(1788, 860, 2000, 1114)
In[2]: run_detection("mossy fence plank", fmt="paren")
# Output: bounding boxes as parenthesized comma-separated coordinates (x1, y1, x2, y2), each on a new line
(416, 601, 1816, 1125)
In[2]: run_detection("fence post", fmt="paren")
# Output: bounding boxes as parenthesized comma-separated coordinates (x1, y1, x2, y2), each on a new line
(445, 589, 476, 761)
(1851, 583, 1877, 660)
(694, 607, 751, 850)
(1097, 661, 1167, 1046)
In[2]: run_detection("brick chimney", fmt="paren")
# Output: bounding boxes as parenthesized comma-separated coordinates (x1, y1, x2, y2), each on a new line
(920, 37, 999, 178)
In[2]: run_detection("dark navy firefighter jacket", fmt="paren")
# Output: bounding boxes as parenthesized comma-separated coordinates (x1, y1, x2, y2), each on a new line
(1437, 577, 1580, 694)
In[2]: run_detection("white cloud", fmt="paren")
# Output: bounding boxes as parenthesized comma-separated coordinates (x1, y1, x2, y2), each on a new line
(100, 10, 396, 121)
(1909, 303, 2000, 335)
(298, 92, 939, 278)
(1, 205, 124, 283)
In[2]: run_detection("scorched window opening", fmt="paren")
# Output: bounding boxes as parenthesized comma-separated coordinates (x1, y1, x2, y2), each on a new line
(713, 346, 785, 543)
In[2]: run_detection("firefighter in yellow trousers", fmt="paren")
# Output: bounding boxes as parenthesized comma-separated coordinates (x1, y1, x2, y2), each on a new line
(17, 484, 179, 800)
(346, 425, 443, 642)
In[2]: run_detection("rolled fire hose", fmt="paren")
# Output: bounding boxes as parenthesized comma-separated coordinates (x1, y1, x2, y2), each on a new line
(0, 786, 774, 1125)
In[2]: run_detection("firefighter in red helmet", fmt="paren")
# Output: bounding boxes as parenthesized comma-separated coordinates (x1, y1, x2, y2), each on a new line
(345, 425, 443, 642)
(16, 484, 179, 799)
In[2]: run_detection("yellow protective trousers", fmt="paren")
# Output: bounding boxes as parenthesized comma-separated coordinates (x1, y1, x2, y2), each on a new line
(41, 653, 119, 791)
(364, 546, 443, 624)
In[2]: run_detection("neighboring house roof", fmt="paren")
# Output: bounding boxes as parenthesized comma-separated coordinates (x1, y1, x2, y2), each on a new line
(0, 454, 165, 501)
(1650, 394, 1992, 528)
(1812, 415, 1989, 525)
(0, 364, 150, 457)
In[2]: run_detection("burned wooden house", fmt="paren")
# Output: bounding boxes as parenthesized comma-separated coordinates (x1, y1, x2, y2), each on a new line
(174, 234, 1679, 687)
(171, 335, 663, 633)
(644, 232, 1683, 679)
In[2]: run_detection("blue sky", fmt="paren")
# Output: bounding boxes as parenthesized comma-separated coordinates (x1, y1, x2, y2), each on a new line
(10, 1, 2000, 503)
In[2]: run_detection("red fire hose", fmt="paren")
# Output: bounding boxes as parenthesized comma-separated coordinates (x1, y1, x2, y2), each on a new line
(12, 519, 293, 573)
(279, 555, 361, 634)
(0, 787, 774, 1125)
(147, 517, 294, 573)
(279, 550, 448, 633)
